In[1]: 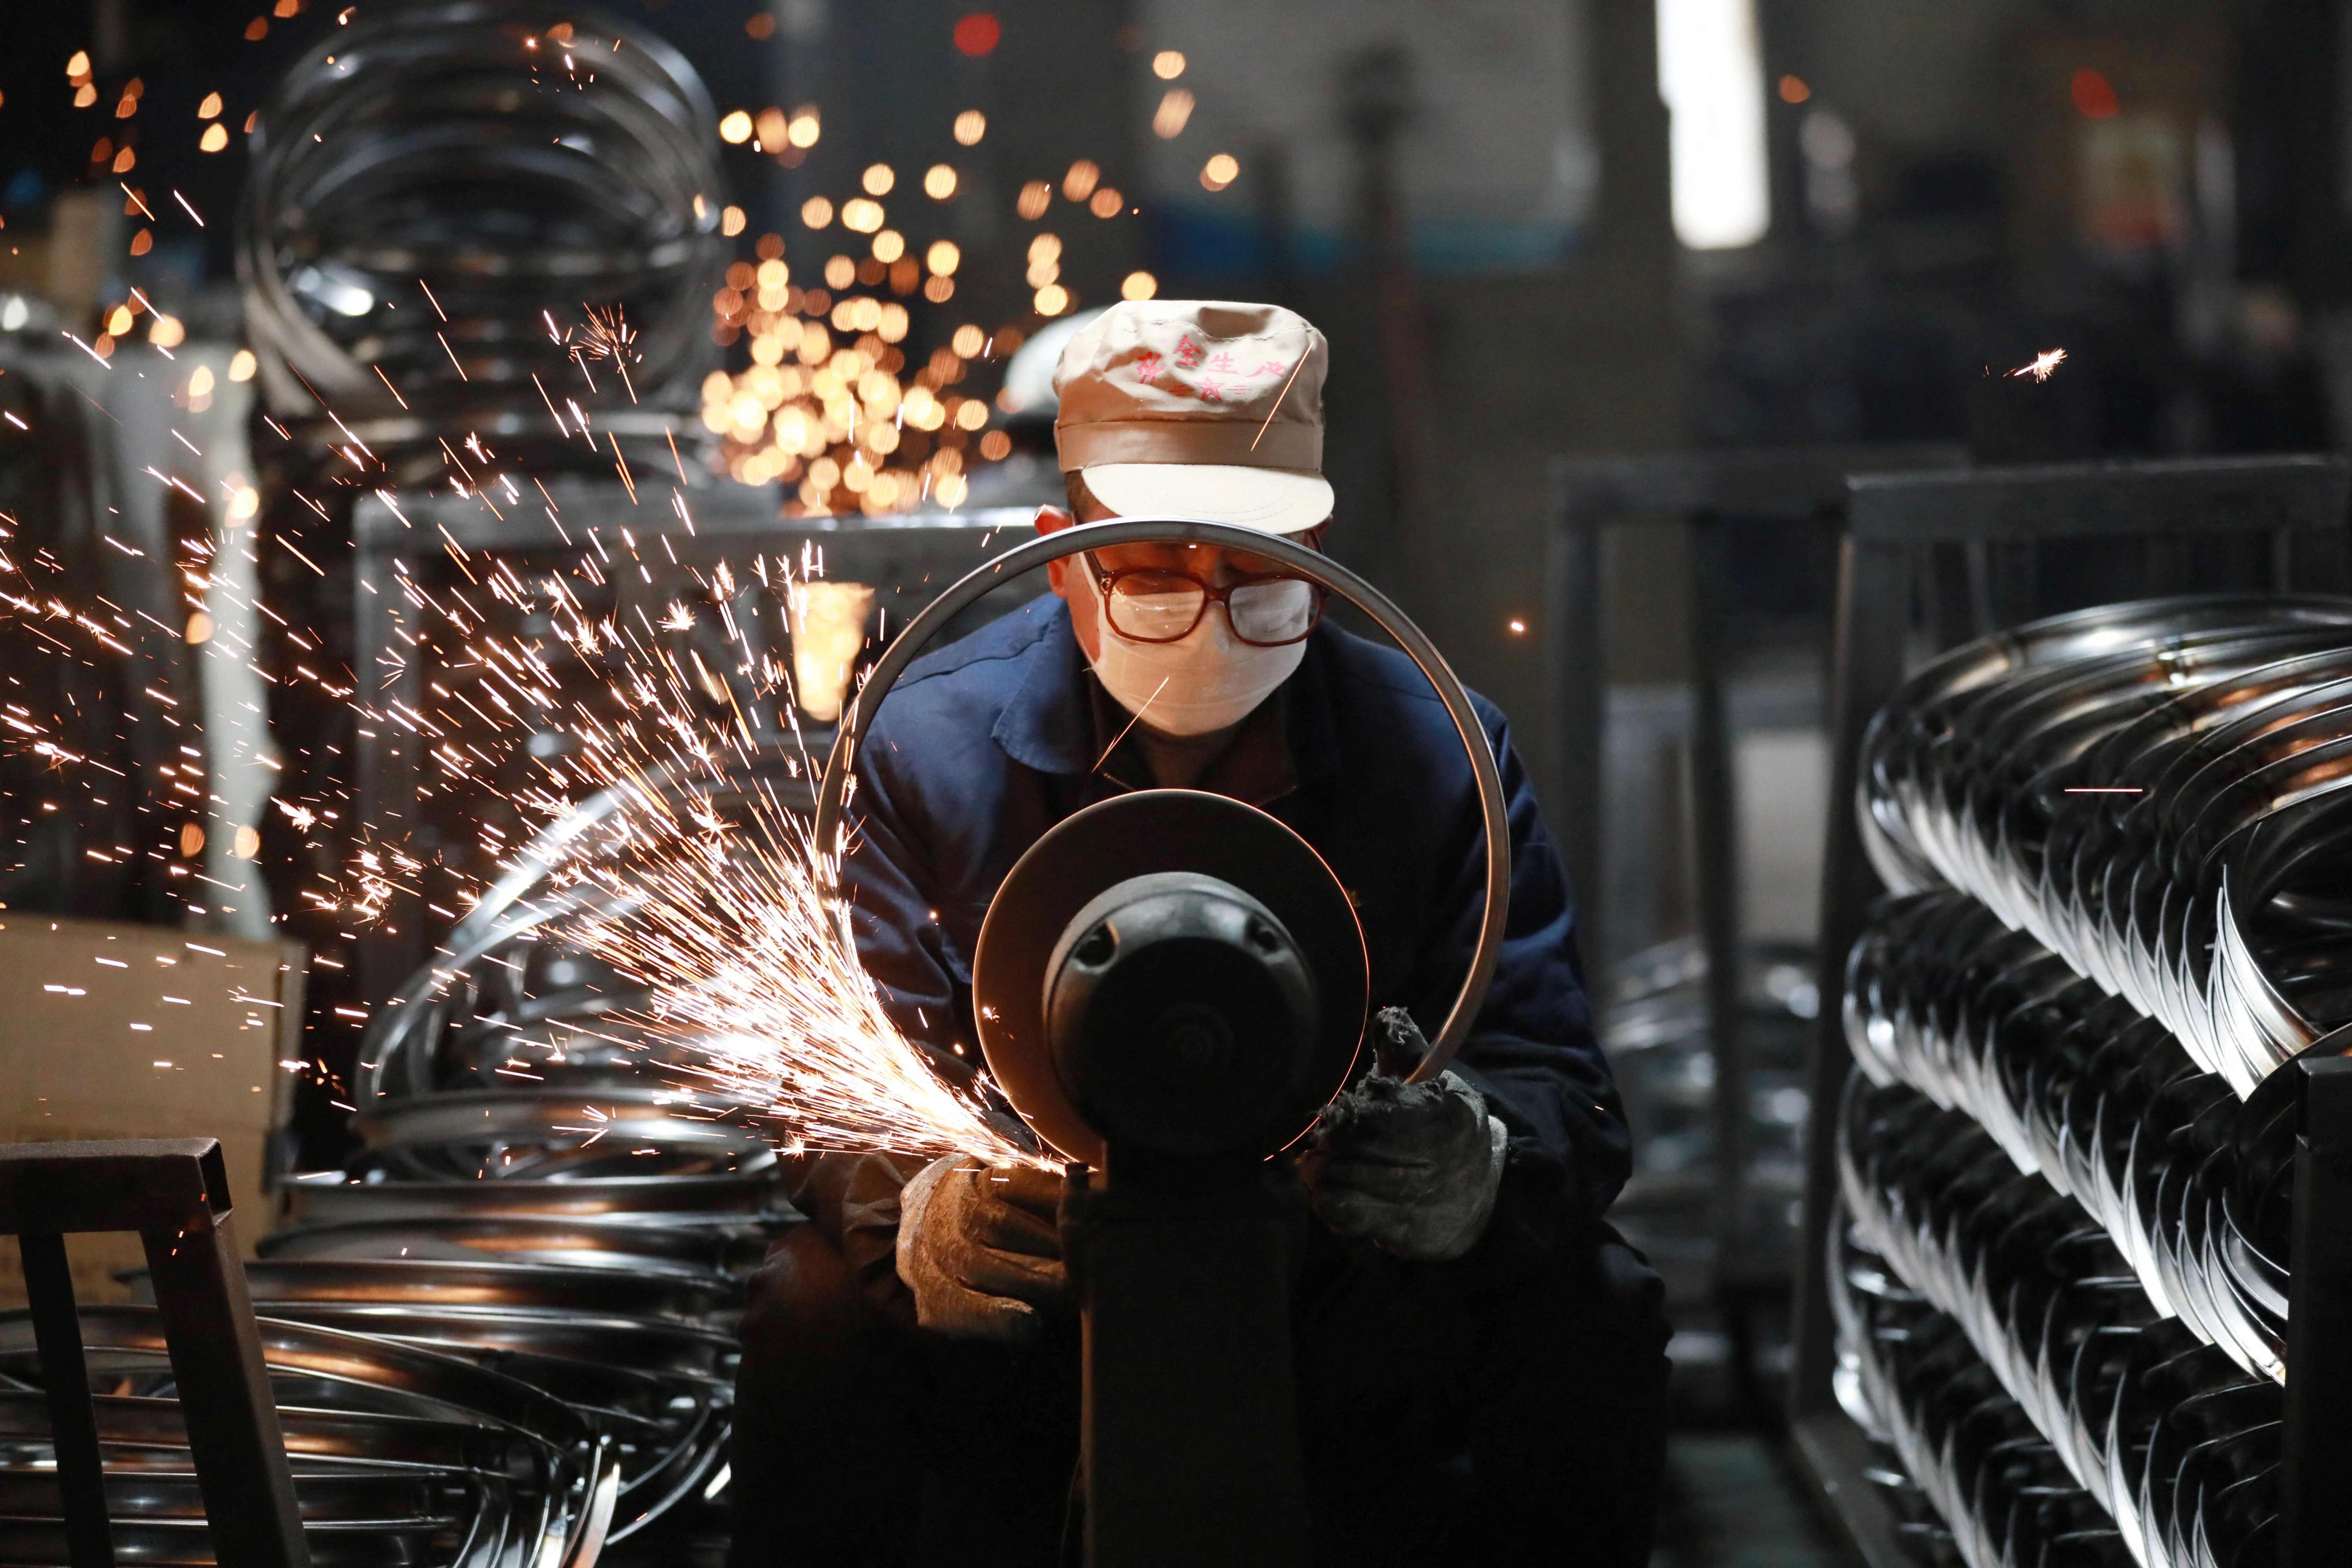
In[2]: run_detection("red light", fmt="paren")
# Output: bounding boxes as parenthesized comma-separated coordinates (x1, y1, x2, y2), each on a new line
(2070, 68, 2119, 119)
(953, 13, 1001, 57)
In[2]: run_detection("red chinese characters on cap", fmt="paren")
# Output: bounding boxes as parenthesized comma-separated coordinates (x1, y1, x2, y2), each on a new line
(1049, 300, 1333, 495)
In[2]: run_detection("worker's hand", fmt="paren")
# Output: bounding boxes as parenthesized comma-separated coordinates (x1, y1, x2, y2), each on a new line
(895, 1156, 1069, 1342)
(1301, 1012, 1508, 1262)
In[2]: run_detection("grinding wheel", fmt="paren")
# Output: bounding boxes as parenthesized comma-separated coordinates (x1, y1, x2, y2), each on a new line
(971, 789, 1368, 1168)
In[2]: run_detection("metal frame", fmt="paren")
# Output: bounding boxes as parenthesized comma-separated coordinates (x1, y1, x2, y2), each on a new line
(2279, 1046, 2352, 1568)
(0, 346, 203, 924)
(1790, 454, 2352, 1568)
(1545, 445, 1964, 1407)
(0, 1137, 308, 1568)
(349, 486, 1043, 1002)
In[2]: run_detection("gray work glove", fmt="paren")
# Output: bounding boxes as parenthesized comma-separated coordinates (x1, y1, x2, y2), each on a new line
(1301, 1010, 1509, 1262)
(894, 1156, 1069, 1342)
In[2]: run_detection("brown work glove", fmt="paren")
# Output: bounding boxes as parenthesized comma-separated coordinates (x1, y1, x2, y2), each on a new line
(1300, 1010, 1509, 1262)
(894, 1156, 1069, 1342)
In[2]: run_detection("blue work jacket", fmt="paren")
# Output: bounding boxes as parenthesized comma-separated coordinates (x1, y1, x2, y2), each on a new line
(841, 593, 1631, 1234)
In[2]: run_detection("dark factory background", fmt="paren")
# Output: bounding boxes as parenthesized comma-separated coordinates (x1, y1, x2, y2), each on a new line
(2, 2, 2349, 1566)
(17, 0, 2345, 756)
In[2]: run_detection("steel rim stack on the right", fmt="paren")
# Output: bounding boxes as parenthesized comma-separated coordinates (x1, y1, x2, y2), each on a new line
(1828, 594, 2352, 1568)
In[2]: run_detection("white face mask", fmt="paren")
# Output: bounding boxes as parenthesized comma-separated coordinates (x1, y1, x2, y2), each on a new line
(1072, 560, 1308, 736)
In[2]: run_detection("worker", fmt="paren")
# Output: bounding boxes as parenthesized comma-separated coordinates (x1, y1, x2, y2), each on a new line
(733, 301, 1667, 1567)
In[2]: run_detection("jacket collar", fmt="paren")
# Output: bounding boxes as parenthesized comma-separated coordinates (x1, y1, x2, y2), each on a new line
(988, 598, 1098, 775)
(988, 595, 1343, 788)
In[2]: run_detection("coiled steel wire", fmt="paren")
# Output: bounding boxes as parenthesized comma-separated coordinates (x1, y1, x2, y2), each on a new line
(1828, 596, 2352, 1568)
(1829, 1235, 2135, 1568)
(0, 756, 810, 1564)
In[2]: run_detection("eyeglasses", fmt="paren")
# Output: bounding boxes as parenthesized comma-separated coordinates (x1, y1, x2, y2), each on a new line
(1084, 550, 1326, 648)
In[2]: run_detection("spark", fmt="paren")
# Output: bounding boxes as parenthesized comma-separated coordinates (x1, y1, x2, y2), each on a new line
(250, 509, 1030, 1163)
(608, 430, 638, 503)
(1249, 354, 1309, 451)
(1092, 677, 1173, 771)
(0, 175, 1097, 1175)
(2009, 348, 2068, 382)
(569, 305, 640, 403)
(60, 333, 111, 368)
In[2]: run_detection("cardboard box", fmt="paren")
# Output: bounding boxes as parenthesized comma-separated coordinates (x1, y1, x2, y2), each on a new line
(0, 914, 305, 1306)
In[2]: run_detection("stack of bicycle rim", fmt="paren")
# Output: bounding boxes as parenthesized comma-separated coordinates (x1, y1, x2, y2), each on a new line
(249, 759, 813, 1564)
(2, 760, 813, 1566)
(0, 1306, 620, 1566)
(238, 0, 724, 485)
(1829, 594, 2352, 1568)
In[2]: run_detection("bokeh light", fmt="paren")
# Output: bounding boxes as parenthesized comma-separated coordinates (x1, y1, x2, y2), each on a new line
(952, 13, 1001, 56)
(1153, 90, 1195, 139)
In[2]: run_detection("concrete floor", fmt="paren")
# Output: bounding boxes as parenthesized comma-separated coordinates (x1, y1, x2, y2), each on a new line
(1650, 1434, 1846, 1568)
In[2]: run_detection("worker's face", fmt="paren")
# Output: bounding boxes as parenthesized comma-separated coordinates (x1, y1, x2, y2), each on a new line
(1034, 497, 1322, 661)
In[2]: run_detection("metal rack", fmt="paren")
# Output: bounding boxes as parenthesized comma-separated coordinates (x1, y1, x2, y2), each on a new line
(1789, 454, 2352, 1567)
(0, 1138, 306, 1568)
(1546, 445, 1962, 1410)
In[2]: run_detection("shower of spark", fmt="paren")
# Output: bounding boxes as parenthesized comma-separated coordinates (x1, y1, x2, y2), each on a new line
(5, 0, 1148, 1161)
(307, 521, 1037, 1167)
(546, 797, 1039, 1166)
(568, 304, 641, 403)
(2010, 347, 2068, 382)
(2, 324, 1036, 1173)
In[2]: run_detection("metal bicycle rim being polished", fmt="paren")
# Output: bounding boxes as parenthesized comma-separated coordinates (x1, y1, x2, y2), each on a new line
(809, 515, 1513, 1100)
